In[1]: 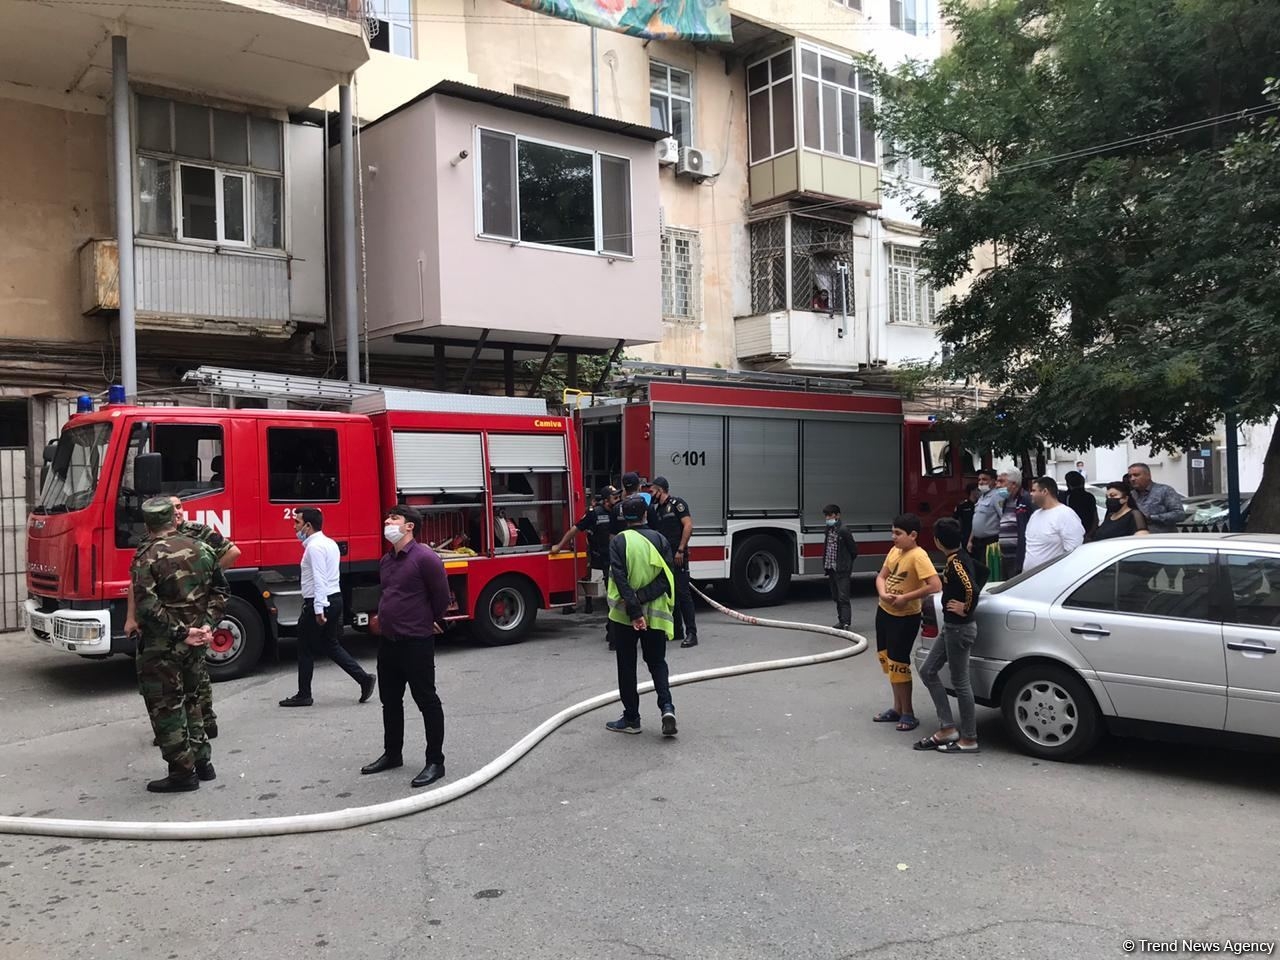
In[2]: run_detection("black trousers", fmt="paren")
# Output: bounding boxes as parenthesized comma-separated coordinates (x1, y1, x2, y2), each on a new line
(611, 620, 673, 722)
(827, 570, 852, 626)
(297, 594, 370, 697)
(378, 635, 445, 764)
(673, 562, 697, 641)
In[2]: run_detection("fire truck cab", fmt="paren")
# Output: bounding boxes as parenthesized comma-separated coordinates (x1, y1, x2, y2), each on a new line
(24, 371, 584, 680)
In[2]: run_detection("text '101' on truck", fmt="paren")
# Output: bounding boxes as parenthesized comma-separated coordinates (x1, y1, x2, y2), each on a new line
(24, 365, 983, 679)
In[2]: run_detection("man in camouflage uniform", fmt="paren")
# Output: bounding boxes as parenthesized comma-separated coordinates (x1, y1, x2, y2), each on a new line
(126, 495, 237, 738)
(132, 498, 226, 793)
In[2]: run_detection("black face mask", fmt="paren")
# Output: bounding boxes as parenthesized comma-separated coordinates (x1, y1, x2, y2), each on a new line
(1105, 498, 1125, 515)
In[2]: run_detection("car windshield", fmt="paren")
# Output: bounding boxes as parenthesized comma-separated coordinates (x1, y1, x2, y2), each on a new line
(35, 422, 113, 514)
(987, 552, 1071, 593)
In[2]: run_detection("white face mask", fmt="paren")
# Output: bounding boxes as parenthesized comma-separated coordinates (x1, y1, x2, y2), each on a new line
(977, 484, 990, 493)
(384, 523, 405, 544)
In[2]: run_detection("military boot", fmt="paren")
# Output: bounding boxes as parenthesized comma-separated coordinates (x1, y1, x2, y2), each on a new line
(146, 772, 200, 793)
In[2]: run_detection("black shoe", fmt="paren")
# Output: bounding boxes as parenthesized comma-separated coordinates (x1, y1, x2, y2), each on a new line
(359, 676, 377, 704)
(606, 716, 641, 734)
(204, 721, 219, 739)
(196, 761, 217, 782)
(661, 708, 678, 738)
(680, 636, 698, 648)
(411, 762, 446, 788)
(146, 773, 200, 793)
(361, 753, 403, 775)
(279, 695, 313, 707)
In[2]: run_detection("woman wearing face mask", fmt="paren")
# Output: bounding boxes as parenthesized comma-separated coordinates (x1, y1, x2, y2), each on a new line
(1087, 480, 1150, 542)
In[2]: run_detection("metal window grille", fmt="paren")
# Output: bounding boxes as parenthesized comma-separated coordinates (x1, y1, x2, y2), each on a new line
(887, 244, 938, 325)
(661, 227, 702, 323)
(790, 216, 854, 311)
(749, 218, 787, 314)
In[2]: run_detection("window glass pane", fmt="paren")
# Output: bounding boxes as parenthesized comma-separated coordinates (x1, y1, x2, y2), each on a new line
(268, 427, 339, 502)
(1227, 555, 1280, 627)
(747, 61, 770, 91)
(479, 130, 517, 238)
(254, 174, 283, 248)
(820, 55, 853, 89)
(669, 67, 692, 99)
(650, 62, 669, 93)
(137, 96, 171, 153)
(771, 79, 795, 153)
(651, 94, 670, 134)
(671, 98, 693, 148)
(250, 116, 282, 172)
(1065, 563, 1117, 611)
(802, 79, 821, 149)
(154, 424, 225, 497)
(771, 50, 793, 79)
(904, 0, 918, 33)
(600, 155, 632, 257)
(1115, 552, 1215, 620)
(821, 85, 838, 152)
(179, 164, 217, 240)
(137, 156, 173, 237)
(748, 90, 771, 161)
(174, 102, 211, 160)
(517, 140, 594, 250)
(212, 109, 248, 165)
(839, 90, 858, 158)
(890, 0, 903, 29)
(859, 95, 876, 162)
(801, 48, 819, 77)
(391, 23, 413, 57)
(222, 173, 246, 242)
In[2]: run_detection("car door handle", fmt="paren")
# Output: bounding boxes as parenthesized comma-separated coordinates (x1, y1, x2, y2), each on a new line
(1226, 640, 1277, 654)
(1070, 625, 1111, 637)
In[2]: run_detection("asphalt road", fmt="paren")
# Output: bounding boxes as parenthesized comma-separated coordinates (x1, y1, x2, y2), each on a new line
(2, 579, 1280, 960)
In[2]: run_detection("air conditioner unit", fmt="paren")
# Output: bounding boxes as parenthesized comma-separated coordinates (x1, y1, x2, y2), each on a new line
(677, 146, 711, 180)
(656, 137, 680, 166)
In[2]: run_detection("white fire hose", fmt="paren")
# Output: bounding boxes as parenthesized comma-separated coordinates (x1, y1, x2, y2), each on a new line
(0, 587, 865, 841)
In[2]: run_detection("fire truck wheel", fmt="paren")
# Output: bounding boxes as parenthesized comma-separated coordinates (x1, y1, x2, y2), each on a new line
(205, 595, 266, 681)
(473, 577, 539, 646)
(729, 534, 792, 608)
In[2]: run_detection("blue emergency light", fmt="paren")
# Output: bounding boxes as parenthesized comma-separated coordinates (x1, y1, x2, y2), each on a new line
(107, 384, 127, 405)
(76, 395, 94, 414)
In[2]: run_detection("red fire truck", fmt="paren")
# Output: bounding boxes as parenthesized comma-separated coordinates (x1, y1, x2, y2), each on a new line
(577, 365, 982, 607)
(24, 368, 585, 679)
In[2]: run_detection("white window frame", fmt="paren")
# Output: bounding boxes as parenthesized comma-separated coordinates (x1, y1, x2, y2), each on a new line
(885, 144, 936, 184)
(175, 163, 249, 248)
(886, 243, 938, 326)
(661, 225, 702, 324)
(649, 61, 695, 149)
(797, 42, 877, 166)
(832, 0, 862, 8)
(473, 126, 634, 259)
(890, 0, 930, 36)
(746, 49, 797, 165)
(368, 0, 414, 58)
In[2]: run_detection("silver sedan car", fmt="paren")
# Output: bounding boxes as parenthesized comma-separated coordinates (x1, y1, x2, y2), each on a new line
(914, 533, 1280, 761)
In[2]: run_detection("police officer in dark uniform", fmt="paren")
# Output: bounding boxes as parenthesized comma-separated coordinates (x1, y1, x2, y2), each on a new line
(552, 485, 621, 613)
(649, 476, 698, 647)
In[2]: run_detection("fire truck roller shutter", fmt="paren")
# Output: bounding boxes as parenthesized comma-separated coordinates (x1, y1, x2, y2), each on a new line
(801, 419, 902, 529)
(486, 434, 567, 472)
(651, 413, 725, 533)
(393, 432, 485, 493)
(728, 418, 799, 515)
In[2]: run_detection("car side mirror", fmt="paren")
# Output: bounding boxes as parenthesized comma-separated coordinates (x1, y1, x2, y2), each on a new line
(40, 441, 57, 486)
(134, 453, 163, 498)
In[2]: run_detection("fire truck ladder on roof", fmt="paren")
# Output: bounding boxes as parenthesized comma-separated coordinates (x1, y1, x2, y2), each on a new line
(613, 361, 868, 394)
(181, 366, 548, 415)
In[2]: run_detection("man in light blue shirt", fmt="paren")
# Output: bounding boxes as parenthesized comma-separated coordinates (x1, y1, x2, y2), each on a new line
(280, 508, 376, 708)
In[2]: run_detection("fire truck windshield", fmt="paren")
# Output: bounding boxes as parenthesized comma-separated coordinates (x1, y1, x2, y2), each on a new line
(35, 422, 114, 514)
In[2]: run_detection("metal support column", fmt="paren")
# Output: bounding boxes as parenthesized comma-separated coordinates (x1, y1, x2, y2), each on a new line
(1227, 408, 1243, 531)
(594, 339, 625, 392)
(340, 84, 359, 383)
(112, 36, 137, 398)
(503, 348, 515, 397)
(433, 342, 447, 391)
(566, 351, 579, 389)
(528, 336, 562, 396)
(461, 330, 489, 391)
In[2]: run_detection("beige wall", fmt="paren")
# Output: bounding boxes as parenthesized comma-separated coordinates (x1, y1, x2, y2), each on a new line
(0, 98, 110, 346)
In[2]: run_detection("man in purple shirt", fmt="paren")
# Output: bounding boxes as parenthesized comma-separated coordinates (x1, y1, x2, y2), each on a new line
(361, 505, 451, 788)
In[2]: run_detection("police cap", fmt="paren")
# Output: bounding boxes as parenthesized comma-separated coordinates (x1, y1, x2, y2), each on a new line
(141, 497, 175, 530)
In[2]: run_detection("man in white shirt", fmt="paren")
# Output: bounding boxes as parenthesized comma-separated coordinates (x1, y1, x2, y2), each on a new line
(280, 508, 376, 708)
(1023, 477, 1086, 573)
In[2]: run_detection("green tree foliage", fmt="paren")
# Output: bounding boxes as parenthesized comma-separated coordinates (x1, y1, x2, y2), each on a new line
(877, 0, 1280, 524)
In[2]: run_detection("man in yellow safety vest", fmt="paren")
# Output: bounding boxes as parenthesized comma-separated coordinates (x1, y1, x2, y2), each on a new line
(605, 496, 679, 738)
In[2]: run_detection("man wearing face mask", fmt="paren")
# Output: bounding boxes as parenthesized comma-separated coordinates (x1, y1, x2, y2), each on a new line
(280, 508, 376, 708)
(967, 469, 1004, 559)
(822, 505, 859, 631)
(362, 506, 450, 788)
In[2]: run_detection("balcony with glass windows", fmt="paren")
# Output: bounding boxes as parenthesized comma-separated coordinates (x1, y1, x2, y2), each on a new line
(746, 42, 880, 210)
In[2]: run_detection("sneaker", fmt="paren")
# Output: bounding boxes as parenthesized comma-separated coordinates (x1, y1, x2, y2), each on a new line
(661, 708, 677, 738)
(605, 716, 641, 735)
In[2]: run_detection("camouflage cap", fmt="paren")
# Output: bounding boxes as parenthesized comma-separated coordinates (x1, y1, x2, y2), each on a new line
(141, 497, 175, 529)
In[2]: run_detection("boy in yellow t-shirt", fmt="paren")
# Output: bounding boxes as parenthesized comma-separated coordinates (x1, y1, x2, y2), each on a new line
(873, 513, 942, 732)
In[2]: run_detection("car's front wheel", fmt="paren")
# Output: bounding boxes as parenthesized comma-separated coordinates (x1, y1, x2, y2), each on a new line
(1000, 663, 1102, 761)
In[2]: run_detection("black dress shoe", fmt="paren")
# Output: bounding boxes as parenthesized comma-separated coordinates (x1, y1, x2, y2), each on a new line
(147, 773, 200, 793)
(196, 761, 216, 782)
(205, 721, 219, 739)
(680, 636, 699, 648)
(359, 676, 377, 704)
(279, 695, 313, 707)
(361, 753, 403, 775)
(411, 762, 445, 788)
